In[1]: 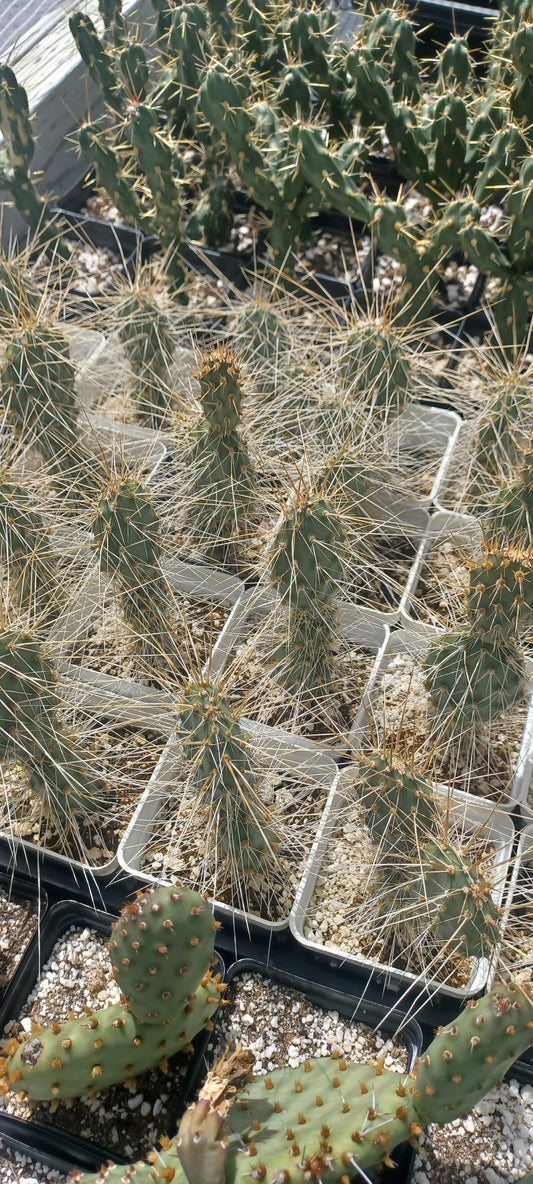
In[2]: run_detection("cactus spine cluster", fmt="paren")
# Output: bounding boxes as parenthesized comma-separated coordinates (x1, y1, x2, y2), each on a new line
(117, 290, 177, 427)
(185, 347, 257, 570)
(91, 478, 182, 668)
(0, 324, 95, 489)
(268, 493, 345, 707)
(72, 980, 533, 1184)
(177, 680, 281, 890)
(424, 544, 529, 731)
(0, 631, 106, 822)
(0, 482, 58, 617)
(354, 751, 500, 961)
(0, 883, 224, 1099)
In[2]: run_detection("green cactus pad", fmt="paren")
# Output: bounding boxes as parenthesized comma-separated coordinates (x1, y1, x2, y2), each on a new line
(177, 681, 280, 881)
(415, 981, 533, 1124)
(117, 291, 176, 426)
(0, 884, 223, 1100)
(0, 630, 105, 821)
(425, 627, 525, 726)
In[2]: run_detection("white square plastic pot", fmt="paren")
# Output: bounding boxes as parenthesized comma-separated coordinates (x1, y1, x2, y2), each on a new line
(117, 719, 339, 935)
(290, 766, 516, 1002)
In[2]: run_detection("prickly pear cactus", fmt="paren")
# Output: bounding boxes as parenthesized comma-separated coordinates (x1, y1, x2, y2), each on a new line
(185, 347, 257, 571)
(0, 631, 105, 821)
(0, 482, 59, 617)
(177, 680, 281, 886)
(425, 545, 527, 730)
(71, 980, 533, 1184)
(336, 319, 411, 421)
(355, 751, 500, 961)
(484, 444, 533, 550)
(268, 493, 345, 706)
(0, 884, 224, 1099)
(91, 478, 182, 668)
(117, 290, 177, 426)
(0, 324, 95, 489)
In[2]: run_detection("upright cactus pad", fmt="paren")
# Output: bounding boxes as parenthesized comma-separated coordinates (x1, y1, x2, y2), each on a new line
(471, 374, 529, 481)
(1, 324, 95, 488)
(177, 680, 281, 884)
(72, 980, 533, 1184)
(336, 320, 411, 421)
(355, 751, 500, 961)
(92, 478, 181, 667)
(425, 546, 527, 729)
(0, 482, 58, 616)
(0, 631, 105, 821)
(117, 291, 177, 426)
(185, 347, 257, 570)
(268, 494, 345, 704)
(0, 884, 224, 1099)
(484, 445, 533, 550)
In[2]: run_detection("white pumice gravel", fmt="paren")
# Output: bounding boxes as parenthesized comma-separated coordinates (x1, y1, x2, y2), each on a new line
(0, 925, 204, 1161)
(0, 1150, 68, 1184)
(0, 887, 41, 992)
(368, 651, 526, 801)
(412, 1078, 533, 1183)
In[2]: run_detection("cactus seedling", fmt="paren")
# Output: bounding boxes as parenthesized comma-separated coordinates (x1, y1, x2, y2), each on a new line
(0, 630, 106, 822)
(0, 323, 97, 491)
(0, 883, 225, 1099)
(117, 289, 177, 426)
(268, 491, 345, 709)
(183, 347, 257, 571)
(72, 979, 533, 1184)
(0, 481, 59, 617)
(176, 679, 281, 898)
(336, 316, 412, 422)
(91, 477, 185, 670)
(353, 751, 500, 964)
(424, 544, 528, 731)
(483, 442, 533, 550)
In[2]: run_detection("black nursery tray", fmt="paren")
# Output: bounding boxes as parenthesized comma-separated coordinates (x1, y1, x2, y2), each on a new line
(0, 898, 225, 1172)
(406, 0, 495, 38)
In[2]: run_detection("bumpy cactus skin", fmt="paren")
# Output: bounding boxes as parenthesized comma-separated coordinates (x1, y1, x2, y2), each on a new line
(177, 681, 280, 882)
(356, 752, 500, 960)
(0, 67, 71, 260)
(471, 376, 529, 481)
(186, 347, 256, 569)
(117, 292, 177, 426)
(0, 483, 58, 616)
(0, 884, 224, 1100)
(0, 631, 105, 821)
(425, 546, 527, 729)
(484, 446, 533, 550)
(337, 320, 411, 420)
(0, 325, 94, 488)
(92, 479, 181, 667)
(269, 495, 345, 704)
(73, 981, 533, 1184)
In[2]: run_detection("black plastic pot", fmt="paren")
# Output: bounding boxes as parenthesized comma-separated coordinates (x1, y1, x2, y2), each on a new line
(52, 208, 143, 284)
(192, 958, 423, 1184)
(0, 869, 47, 1005)
(406, 0, 495, 39)
(0, 897, 225, 1171)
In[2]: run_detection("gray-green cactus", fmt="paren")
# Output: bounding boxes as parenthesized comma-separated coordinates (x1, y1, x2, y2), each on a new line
(268, 492, 345, 706)
(177, 680, 281, 890)
(0, 66, 71, 261)
(117, 289, 177, 426)
(0, 883, 224, 1099)
(0, 481, 59, 617)
(0, 630, 106, 822)
(425, 544, 528, 730)
(91, 478, 183, 669)
(354, 750, 500, 962)
(0, 324, 97, 490)
(70, 979, 533, 1184)
(184, 346, 257, 571)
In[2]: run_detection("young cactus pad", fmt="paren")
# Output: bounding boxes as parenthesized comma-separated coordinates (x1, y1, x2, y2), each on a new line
(185, 346, 256, 568)
(0, 481, 58, 615)
(0, 630, 105, 821)
(72, 980, 533, 1184)
(424, 545, 527, 729)
(117, 291, 177, 427)
(0, 884, 224, 1100)
(177, 680, 281, 883)
(268, 493, 345, 704)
